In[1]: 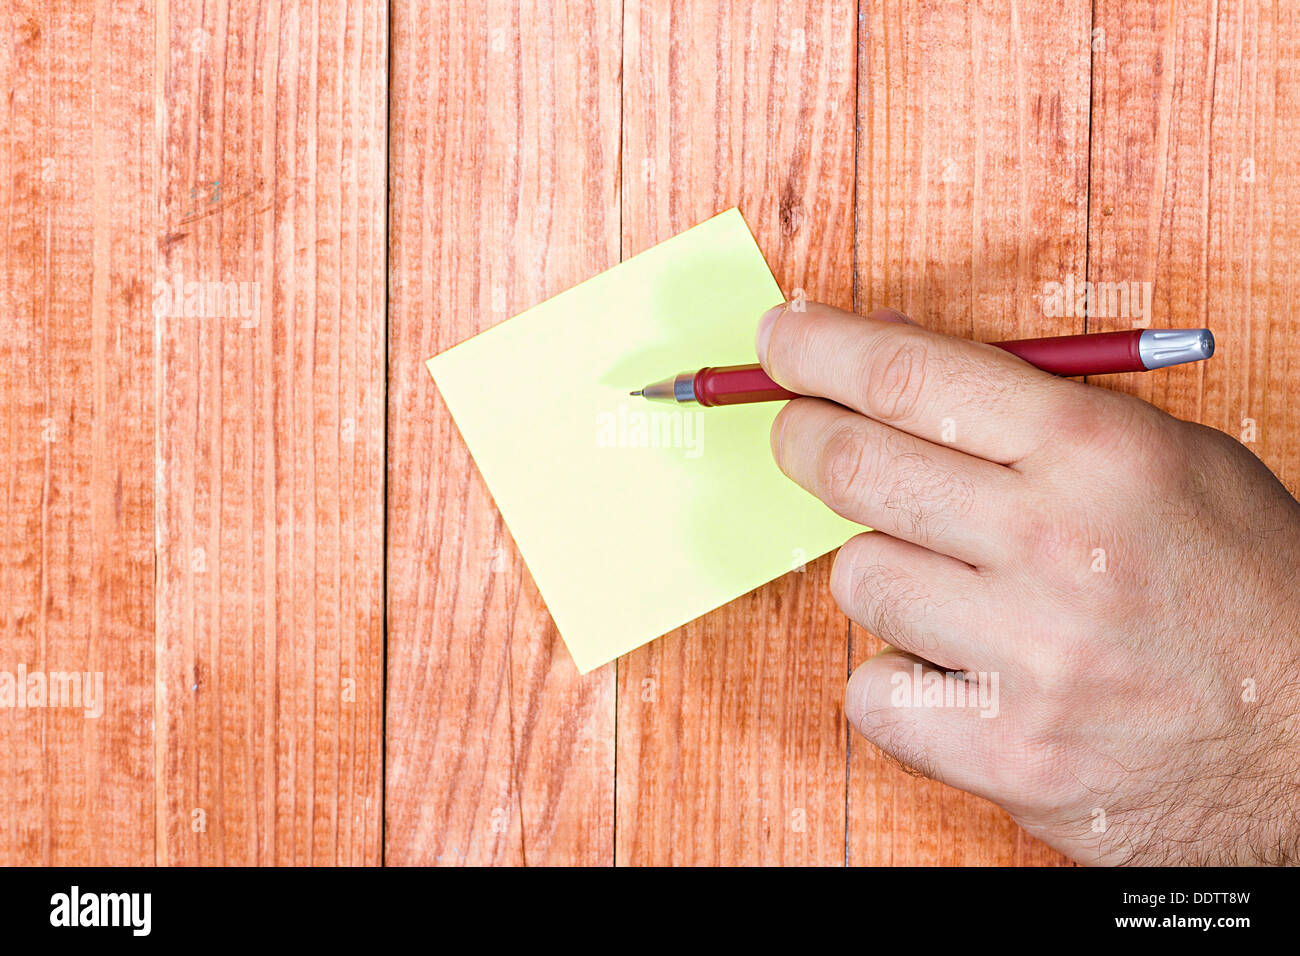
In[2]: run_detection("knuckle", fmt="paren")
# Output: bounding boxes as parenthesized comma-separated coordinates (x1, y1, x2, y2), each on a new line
(1036, 389, 1111, 450)
(1045, 387, 1177, 472)
(1021, 629, 1096, 707)
(1019, 644, 1078, 709)
(863, 338, 929, 421)
(1011, 502, 1097, 581)
(983, 737, 1034, 796)
(817, 421, 874, 513)
(881, 445, 976, 544)
(871, 579, 934, 653)
(1109, 408, 1174, 466)
(832, 543, 949, 660)
(984, 733, 1074, 808)
(1035, 645, 1076, 699)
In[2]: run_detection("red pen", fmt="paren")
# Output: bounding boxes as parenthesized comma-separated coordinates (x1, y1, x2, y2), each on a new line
(630, 328, 1214, 406)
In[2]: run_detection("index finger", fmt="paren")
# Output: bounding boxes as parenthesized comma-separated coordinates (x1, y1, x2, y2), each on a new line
(756, 302, 1077, 465)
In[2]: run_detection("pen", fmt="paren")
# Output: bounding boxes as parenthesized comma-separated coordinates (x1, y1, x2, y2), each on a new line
(630, 327, 1215, 406)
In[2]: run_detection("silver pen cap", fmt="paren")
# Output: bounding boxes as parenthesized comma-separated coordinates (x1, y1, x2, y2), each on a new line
(1138, 328, 1215, 370)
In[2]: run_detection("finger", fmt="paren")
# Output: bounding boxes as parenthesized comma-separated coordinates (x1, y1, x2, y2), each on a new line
(845, 645, 1003, 800)
(756, 301, 1076, 465)
(831, 531, 999, 671)
(771, 397, 1020, 566)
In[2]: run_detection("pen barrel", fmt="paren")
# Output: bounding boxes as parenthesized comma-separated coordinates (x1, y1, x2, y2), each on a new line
(990, 329, 1145, 375)
(694, 364, 798, 406)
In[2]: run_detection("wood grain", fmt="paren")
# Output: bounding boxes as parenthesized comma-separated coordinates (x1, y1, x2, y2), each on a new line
(383, 0, 620, 865)
(153, 0, 387, 865)
(0, 0, 156, 866)
(849, 0, 1091, 864)
(5, 0, 1299, 868)
(1088, 0, 1300, 492)
(615, 0, 858, 865)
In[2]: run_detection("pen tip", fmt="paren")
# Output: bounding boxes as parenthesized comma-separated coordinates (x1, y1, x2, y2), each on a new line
(629, 389, 642, 396)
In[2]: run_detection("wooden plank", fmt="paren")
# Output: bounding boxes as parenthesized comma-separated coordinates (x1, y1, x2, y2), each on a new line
(0, 0, 156, 866)
(615, 0, 858, 865)
(1088, 0, 1300, 493)
(849, 0, 1089, 864)
(384, 0, 620, 866)
(153, 0, 387, 865)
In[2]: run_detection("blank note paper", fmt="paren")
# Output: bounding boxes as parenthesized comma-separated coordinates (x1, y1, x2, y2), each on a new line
(427, 208, 860, 672)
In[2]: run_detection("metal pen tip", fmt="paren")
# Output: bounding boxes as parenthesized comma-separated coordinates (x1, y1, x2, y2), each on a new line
(629, 389, 642, 396)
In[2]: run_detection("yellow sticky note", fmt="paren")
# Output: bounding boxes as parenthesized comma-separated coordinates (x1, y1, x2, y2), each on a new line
(428, 208, 860, 672)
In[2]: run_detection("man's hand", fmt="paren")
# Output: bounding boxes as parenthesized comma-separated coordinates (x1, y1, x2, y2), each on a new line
(757, 301, 1300, 865)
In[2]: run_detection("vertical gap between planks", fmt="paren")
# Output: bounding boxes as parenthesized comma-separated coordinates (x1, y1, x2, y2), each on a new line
(381, 0, 392, 868)
(1083, 0, 1096, 336)
(152, 0, 169, 869)
(1075, 4, 1096, 865)
(846, 0, 862, 869)
(612, 0, 625, 869)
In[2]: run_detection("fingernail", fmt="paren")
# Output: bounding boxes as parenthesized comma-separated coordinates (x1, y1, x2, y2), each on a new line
(870, 307, 916, 325)
(756, 303, 786, 363)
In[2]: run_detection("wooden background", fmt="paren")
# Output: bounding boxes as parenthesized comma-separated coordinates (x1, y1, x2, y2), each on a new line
(2, 0, 1296, 865)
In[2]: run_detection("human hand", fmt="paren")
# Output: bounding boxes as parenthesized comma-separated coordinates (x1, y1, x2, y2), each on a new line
(756, 301, 1300, 865)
